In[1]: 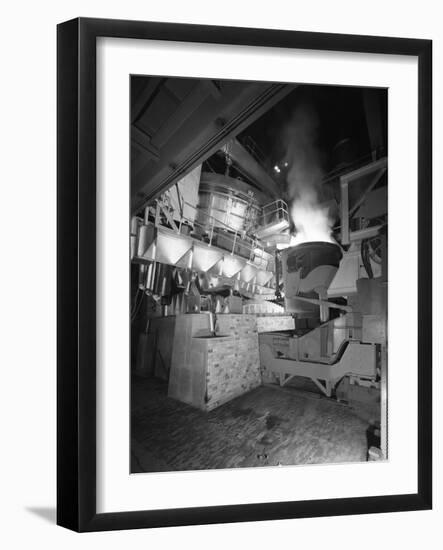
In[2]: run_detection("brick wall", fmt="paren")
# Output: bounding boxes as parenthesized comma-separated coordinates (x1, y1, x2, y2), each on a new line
(205, 315, 261, 410)
(168, 314, 261, 411)
(168, 314, 296, 411)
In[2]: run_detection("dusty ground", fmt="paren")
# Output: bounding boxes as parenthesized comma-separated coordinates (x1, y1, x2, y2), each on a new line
(131, 376, 371, 473)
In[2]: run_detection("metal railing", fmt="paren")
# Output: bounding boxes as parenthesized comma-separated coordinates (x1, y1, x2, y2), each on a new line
(257, 199, 290, 228)
(145, 191, 290, 272)
(148, 196, 274, 270)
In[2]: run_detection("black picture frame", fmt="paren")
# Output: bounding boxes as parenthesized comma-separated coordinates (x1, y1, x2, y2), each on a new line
(57, 17, 432, 532)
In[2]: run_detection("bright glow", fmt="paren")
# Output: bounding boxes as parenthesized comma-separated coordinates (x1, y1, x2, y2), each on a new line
(289, 190, 334, 246)
(277, 189, 334, 249)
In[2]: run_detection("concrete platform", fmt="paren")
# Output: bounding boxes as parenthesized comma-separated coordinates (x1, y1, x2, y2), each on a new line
(131, 376, 371, 473)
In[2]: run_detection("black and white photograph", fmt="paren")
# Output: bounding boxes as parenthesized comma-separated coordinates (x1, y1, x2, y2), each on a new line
(130, 77, 388, 473)
(1, 0, 437, 543)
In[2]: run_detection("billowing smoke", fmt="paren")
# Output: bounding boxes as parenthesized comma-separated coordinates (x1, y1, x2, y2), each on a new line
(281, 102, 334, 247)
(289, 197, 334, 246)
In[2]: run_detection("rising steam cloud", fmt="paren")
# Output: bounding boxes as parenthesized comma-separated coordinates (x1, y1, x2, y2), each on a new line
(281, 103, 334, 247)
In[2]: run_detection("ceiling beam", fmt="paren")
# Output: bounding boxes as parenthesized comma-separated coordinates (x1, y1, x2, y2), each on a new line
(227, 138, 281, 198)
(131, 80, 295, 213)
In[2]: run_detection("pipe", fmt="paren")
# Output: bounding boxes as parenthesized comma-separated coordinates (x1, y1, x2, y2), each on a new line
(274, 249, 281, 299)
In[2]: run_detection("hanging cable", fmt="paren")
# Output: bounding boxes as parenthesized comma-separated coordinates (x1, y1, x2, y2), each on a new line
(131, 288, 141, 316)
(131, 291, 145, 322)
(130, 289, 139, 315)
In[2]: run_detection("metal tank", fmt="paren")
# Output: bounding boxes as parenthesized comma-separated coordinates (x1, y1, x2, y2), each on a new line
(280, 241, 343, 318)
(195, 172, 263, 234)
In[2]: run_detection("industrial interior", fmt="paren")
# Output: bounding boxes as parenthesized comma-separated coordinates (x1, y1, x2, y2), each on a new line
(130, 77, 388, 473)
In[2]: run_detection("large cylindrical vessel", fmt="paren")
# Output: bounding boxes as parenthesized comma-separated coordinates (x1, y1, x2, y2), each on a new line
(195, 173, 262, 234)
(280, 241, 342, 317)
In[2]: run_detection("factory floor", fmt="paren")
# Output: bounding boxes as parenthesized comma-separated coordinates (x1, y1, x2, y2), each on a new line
(131, 376, 373, 473)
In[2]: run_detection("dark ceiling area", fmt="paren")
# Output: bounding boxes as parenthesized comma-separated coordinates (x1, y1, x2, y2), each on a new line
(130, 76, 294, 211)
(130, 75, 387, 212)
(239, 84, 387, 173)
(204, 82, 387, 206)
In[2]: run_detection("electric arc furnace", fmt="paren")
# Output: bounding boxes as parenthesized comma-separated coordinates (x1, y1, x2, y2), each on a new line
(260, 238, 386, 400)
